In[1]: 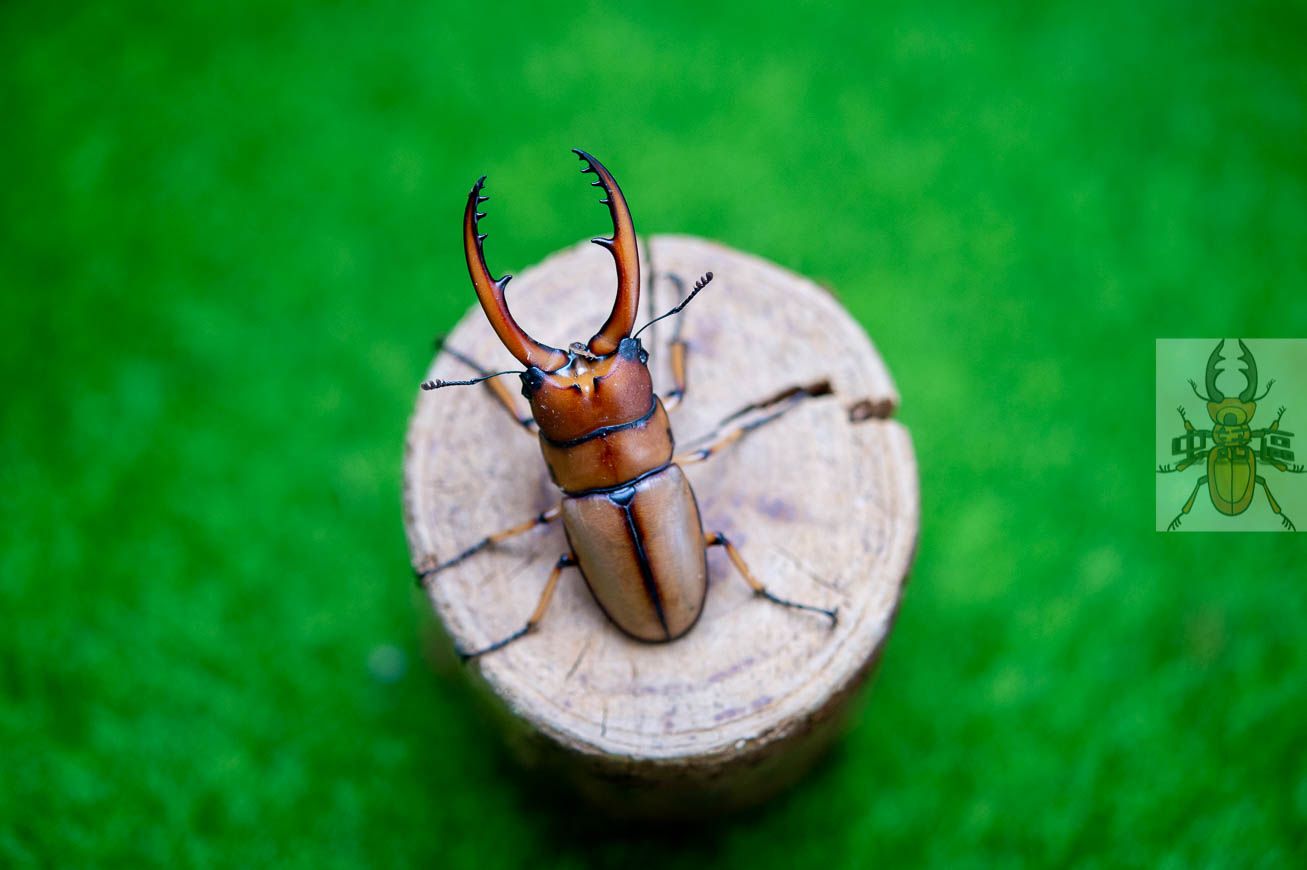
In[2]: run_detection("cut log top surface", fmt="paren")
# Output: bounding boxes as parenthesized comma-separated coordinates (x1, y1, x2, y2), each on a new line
(403, 235, 917, 810)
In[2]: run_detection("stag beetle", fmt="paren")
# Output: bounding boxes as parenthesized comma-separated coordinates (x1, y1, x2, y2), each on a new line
(1159, 339, 1304, 530)
(416, 149, 838, 658)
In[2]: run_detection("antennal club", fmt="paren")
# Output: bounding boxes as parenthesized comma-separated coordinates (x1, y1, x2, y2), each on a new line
(634, 272, 715, 339)
(421, 369, 520, 391)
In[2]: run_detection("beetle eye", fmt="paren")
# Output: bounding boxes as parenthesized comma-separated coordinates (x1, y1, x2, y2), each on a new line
(618, 336, 648, 365)
(520, 367, 545, 398)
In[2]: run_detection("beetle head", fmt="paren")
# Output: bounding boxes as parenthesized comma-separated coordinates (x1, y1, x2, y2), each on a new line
(1201, 339, 1260, 425)
(462, 150, 648, 440)
(520, 336, 653, 442)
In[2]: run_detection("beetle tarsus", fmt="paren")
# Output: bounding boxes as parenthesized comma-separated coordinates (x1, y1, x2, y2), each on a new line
(757, 589, 839, 625)
(456, 625, 531, 662)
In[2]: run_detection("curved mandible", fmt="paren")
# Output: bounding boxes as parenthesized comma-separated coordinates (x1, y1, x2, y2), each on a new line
(1204, 339, 1226, 403)
(463, 177, 569, 371)
(573, 149, 640, 356)
(1237, 339, 1258, 403)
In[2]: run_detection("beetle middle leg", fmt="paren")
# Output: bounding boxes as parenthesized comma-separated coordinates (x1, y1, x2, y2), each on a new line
(706, 532, 837, 624)
(1256, 475, 1297, 531)
(675, 380, 833, 466)
(415, 505, 560, 586)
(1158, 450, 1208, 474)
(1166, 474, 1208, 531)
(457, 553, 577, 660)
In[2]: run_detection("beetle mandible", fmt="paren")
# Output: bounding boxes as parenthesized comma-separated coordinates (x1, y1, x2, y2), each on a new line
(418, 149, 838, 658)
(1159, 339, 1305, 530)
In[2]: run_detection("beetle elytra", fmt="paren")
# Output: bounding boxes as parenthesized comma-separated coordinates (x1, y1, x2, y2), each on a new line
(417, 149, 838, 658)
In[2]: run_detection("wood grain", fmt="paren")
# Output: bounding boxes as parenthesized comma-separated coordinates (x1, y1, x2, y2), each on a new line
(403, 235, 919, 818)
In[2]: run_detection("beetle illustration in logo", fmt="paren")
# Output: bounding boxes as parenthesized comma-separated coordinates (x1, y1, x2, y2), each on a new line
(1158, 339, 1304, 530)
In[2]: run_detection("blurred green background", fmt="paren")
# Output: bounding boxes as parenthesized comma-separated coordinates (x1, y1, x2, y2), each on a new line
(3, 0, 1305, 865)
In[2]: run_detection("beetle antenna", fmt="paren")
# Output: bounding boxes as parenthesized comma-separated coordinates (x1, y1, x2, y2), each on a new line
(1253, 378, 1276, 402)
(421, 370, 520, 391)
(633, 272, 714, 339)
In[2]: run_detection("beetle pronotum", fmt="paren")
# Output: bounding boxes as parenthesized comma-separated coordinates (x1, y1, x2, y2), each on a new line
(418, 149, 838, 659)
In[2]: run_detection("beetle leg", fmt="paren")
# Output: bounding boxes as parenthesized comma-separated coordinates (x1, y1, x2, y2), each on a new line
(654, 273, 692, 412)
(1255, 476, 1297, 531)
(706, 532, 837, 625)
(1166, 474, 1208, 531)
(675, 381, 833, 466)
(415, 505, 560, 585)
(431, 337, 537, 434)
(456, 554, 578, 660)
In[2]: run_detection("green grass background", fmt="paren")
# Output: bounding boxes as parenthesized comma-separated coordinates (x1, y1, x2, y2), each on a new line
(3, 0, 1306, 865)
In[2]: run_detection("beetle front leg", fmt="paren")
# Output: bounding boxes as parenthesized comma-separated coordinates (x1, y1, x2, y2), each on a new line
(1165, 474, 1208, 531)
(706, 532, 837, 625)
(675, 381, 833, 466)
(415, 505, 560, 586)
(456, 553, 577, 660)
(429, 338, 537, 434)
(656, 273, 692, 412)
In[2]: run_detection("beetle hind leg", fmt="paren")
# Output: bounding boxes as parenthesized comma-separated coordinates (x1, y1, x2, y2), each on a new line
(1256, 475, 1297, 531)
(456, 554, 577, 661)
(1166, 474, 1208, 531)
(706, 532, 837, 625)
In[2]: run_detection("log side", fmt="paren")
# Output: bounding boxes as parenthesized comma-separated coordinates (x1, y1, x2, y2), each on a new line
(403, 235, 919, 818)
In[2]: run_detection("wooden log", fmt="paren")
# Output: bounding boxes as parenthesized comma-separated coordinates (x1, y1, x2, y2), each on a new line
(403, 235, 918, 818)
